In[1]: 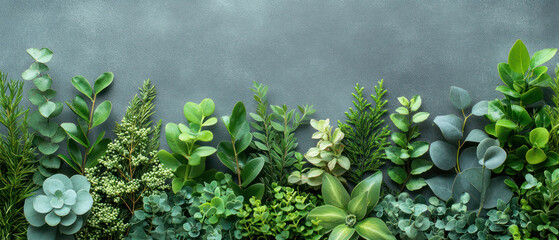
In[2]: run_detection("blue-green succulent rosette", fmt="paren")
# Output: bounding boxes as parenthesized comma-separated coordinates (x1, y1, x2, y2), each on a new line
(24, 174, 93, 239)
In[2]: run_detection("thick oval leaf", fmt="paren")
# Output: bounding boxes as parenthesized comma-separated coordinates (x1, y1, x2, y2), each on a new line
(530, 48, 557, 68)
(351, 171, 382, 213)
(480, 146, 507, 170)
(529, 127, 549, 148)
(449, 86, 471, 110)
(61, 123, 89, 147)
(433, 114, 463, 143)
(93, 72, 113, 95)
(511, 105, 532, 127)
(184, 102, 203, 124)
(429, 141, 458, 171)
(495, 119, 517, 142)
(483, 176, 513, 209)
(307, 205, 347, 233)
(410, 159, 433, 175)
(241, 157, 265, 187)
(471, 101, 489, 116)
(498, 63, 514, 88)
(526, 147, 547, 164)
(228, 102, 247, 138)
(425, 175, 455, 201)
(388, 167, 406, 184)
(39, 101, 56, 118)
(329, 225, 356, 240)
(322, 173, 350, 210)
(521, 87, 543, 106)
(405, 177, 427, 191)
(390, 113, 409, 132)
(192, 146, 217, 158)
(412, 112, 429, 123)
(27, 48, 54, 63)
(67, 96, 89, 121)
(508, 39, 530, 74)
(199, 98, 215, 117)
(165, 123, 188, 156)
(410, 95, 422, 112)
(354, 217, 396, 240)
(71, 75, 93, 99)
(91, 101, 112, 128)
(410, 141, 429, 158)
(495, 86, 520, 98)
(242, 183, 265, 200)
(158, 150, 180, 171)
(476, 138, 500, 160)
(348, 192, 368, 220)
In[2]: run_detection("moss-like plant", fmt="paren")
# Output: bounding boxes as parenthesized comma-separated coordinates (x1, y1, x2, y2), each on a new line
(24, 174, 93, 239)
(78, 80, 173, 239)
(250, 82, 315, 191)
(0, 74, 37, 239)
(236, 183, 323, 239)
(21, 48, 65, 185)
(289, 119, 350, 187)
(218, 101, 265, 201)
(338, 80, 391, 185)
(426, 86, 511, 214)
(307, 172, 395, 240)
(158, 98, 218, 193)
(485, 39, 558, 175)
(127, 173, 243, 240)
(386, 95, 431, 192)
(59, 73, 114, 175)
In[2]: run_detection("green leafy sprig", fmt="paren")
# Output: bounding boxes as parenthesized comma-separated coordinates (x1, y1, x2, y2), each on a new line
(338, 80, 391, 184)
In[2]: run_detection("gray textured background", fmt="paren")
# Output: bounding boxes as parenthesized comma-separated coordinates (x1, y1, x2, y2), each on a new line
(1, 1, 558, 176)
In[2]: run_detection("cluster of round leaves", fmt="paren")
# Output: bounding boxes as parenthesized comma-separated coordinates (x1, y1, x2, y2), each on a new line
(374, 192, 526, 240)
(289, 119, 350, 187)
(386, 95, 432, 191)
(236, 183, 323, 239)
(127, 173, 244, 240)
(24, 174, 93, 239)
(21, 48, 65, 185)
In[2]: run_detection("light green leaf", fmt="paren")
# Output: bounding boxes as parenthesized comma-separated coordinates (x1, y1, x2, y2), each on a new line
(33, 75, 52, 91)
(354, 217, 395, 240)
(329, 225, 356, 240)
(158, 150, 180, 171)
(410, 95, 422, 111)
(39, 101, 56, 118)
(508, 39, 530, 74)
(71, 75, 93, 99)
(410, 159, 433, 175)
(348, 192, 369, 220)
(530, 48, 557, 68)
(184, 102, 203, 124)
(529, 127, 549, 148)
(199, 98, 215, 117)
(307, 205, 347, 233)
(351, 171, 382, 213)
(27, 48, 54, 63)
(412, 112, 429, 123)
(202, 117, 218, 127)
(406, 177, 427, 191)
(388, 167, 406, 184)
(390, 113, 409, 132)
(93, 72, 114, 95)
(322, 173, 350, 210)
(526, 148, 547, 165)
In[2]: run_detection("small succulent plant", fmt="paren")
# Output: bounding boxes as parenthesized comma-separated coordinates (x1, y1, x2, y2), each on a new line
(24, 174, 93, 239)
(289, 119, 350, 187)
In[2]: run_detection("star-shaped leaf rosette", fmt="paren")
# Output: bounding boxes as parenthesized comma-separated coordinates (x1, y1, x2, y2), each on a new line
(24, 174, 93, 239)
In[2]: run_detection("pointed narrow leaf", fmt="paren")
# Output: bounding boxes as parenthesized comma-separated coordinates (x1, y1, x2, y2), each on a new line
(322, 173, 350, 210)
(530, 48, 557, 68)
(61, 123, 89, 147)
(354, 217, 396, 240)
(307, 205, 347, 233)
(228, 102, 247, 137)
(351, 171, 382, 213)
(71, 75, 93, 99)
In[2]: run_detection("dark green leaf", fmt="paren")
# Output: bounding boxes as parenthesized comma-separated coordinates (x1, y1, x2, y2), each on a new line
(410, 141, 429, 158)
(227, 101, 247, 138)
(411, 159, 433, 175)
(495, 86, 520, 98)
(66, 96, 90, 121)
(241, 157, 265, 187)
(71, 75, 93, 99)
(483, 176, 513, 209)
(388, 167, 406, 184)
(351, 171, 382, 213)
(521, 87, 543, 106)
(86, 138, 110, 168)
(60, 123, 89, 147)
(93, 72, 113, 95)
(91, 100, 112, 128)
(429, 141, 458, 171)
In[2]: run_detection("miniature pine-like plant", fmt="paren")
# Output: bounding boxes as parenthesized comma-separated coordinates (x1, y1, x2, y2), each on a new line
(78, 80, 173, 239)
(338, 80, 390, 184)
(0, 73, 37, 239)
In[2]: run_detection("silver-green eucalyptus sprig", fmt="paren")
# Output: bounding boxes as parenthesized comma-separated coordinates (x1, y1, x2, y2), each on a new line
(59, 73, 114, 175)
(21, 48, 65, 185)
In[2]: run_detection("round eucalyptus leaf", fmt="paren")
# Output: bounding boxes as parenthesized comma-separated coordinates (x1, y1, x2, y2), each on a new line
(464, 129, 488, 143)
(40, 156, 61, 169)
(449, 86, 472, 110)
(33, 75, 53, 91)
(39, 101, 57, 118)
(476, 138, 500, 160)
(25, 197, 47, 227)
(27, 48, 54, 63)
(433, 114, 463, 143)
(483, 176, 513, 209)
(425, 175, 455, 201)
(529, 127, 549, 148)
(471, 101, 489, 116)
(452, 168, 491, 210)
(38, 142, 59, 155)
(22, 67, 40, 81)
(458, 147, 481, 171)
(480, 146, 507, 169)
(429, 141, 458, 171)
(410, 159, 433, 175)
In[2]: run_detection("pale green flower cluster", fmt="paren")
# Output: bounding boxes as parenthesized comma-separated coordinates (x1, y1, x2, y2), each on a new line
(78, 119, 173, 239)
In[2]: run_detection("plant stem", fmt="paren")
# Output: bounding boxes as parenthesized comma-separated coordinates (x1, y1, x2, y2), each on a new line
(231, 137, 242, 187)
